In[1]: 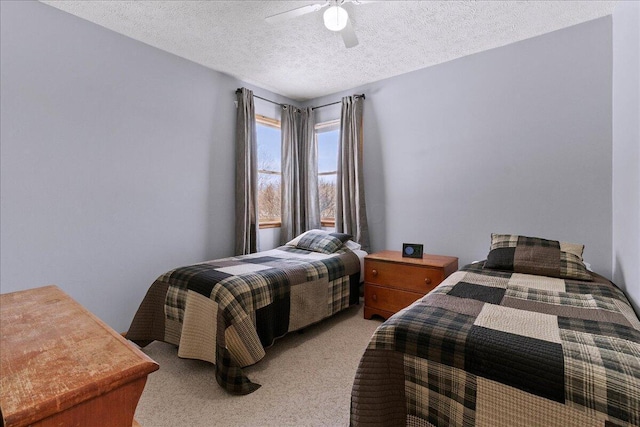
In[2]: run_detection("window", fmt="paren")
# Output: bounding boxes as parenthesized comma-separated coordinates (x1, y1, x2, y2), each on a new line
(257, 116, 338, 229)
(316, 120, 340, 227)
(256, 115, 281, 228)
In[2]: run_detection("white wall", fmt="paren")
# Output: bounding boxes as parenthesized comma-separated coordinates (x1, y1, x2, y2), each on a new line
(0, 1, 294, 331)
(310, 17, 614, 278)
(612, 1, 640, 313)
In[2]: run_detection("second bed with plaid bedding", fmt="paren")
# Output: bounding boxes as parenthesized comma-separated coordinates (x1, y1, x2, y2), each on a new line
(350, 262, 640, 426)
(127, 245, 361, 395)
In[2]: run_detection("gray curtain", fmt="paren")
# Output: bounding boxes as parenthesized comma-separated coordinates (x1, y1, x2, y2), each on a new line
(235, 88, 259, 255)
(336, 95, 370, 252)
(280, 106, 320, 244)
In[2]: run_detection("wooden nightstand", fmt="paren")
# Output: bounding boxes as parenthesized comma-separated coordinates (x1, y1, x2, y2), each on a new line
(364, 250, 458, 320)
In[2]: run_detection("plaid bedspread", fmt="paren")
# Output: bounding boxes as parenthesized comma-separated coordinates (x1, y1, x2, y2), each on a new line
(351, 263, 640, 426)
(127, 246, 360, 395)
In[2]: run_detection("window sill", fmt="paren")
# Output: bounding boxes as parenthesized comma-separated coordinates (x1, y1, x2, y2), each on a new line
(259, 221, 281, 229)
(259, 220, 335, 229)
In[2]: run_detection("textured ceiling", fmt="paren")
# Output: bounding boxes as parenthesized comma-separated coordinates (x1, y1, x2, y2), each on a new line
(40, 1, 617, 101)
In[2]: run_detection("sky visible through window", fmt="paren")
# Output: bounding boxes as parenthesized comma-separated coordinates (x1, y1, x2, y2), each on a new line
(257, 124, 280, 174)
(318, 129, 339, 180)
(256, 125, 338, 176)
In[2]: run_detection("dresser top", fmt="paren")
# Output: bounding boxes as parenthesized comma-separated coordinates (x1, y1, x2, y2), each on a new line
(365, 250, 458, 268)
(0, 285, 158, 427)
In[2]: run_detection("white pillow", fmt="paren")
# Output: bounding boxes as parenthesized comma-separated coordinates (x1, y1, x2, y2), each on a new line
(344, 240, 361, 250)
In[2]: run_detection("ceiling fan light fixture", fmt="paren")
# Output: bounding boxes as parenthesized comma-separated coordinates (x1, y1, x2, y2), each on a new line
(323, 5, 348, 32)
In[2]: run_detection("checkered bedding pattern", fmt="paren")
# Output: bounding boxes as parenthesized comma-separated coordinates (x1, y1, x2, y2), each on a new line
(350, 263, 640, 426)
(127, 246, 360, 395)
(485, 234, 592, 281)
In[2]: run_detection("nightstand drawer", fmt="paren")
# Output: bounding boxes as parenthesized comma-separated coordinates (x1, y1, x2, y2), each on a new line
(364, 284, 424, 314)
(364, 260, 443, 293)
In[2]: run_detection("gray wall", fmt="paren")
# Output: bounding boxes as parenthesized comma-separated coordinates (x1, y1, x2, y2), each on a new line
(1, 1, 626, 331)
(0, 1, 293, 331)
(310, 17, 614, 277)
(612, 1, 640, 313)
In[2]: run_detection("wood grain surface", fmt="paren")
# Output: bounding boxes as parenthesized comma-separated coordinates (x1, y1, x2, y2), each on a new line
(363, 251, 458, 320)
(1, 285, 158, 427)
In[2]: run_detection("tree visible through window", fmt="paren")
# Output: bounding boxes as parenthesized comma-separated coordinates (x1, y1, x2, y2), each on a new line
(256, 115, 281, 227)
(316, 120, 340, 226)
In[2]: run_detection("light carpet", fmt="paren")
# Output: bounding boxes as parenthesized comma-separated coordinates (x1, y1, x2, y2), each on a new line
(134, 302, 382, 426)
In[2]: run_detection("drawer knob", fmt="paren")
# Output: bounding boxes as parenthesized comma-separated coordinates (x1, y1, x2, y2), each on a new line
(372, 269, 378, 276)
(425, 278, 432, 285)
(372, 293, 377, 301)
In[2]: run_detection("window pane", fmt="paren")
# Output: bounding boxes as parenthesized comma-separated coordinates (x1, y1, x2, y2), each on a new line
(258, 172, 281, 222)
(256, 120, 281, 224)
(319, 174, 336, 221)
(318, 129, 339, 174)
(257, 123, 281, 173)
(317, 123, 339, 222)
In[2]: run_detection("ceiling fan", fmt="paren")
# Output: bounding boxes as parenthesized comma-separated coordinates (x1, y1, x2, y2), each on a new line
(265, 0, 371, 48)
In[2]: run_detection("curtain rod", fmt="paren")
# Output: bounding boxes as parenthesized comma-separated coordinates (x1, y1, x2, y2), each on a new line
(235, 88, 365, 110)
(312, 94, 365, 110)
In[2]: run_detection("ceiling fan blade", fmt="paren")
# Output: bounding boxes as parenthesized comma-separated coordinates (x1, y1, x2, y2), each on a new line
(341, 18, 359, 48)
(265, 2, 327, 24)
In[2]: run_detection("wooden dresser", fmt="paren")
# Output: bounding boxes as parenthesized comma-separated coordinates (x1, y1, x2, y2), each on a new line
(364, 250, 458, 320)
(0, 285, 159, 427)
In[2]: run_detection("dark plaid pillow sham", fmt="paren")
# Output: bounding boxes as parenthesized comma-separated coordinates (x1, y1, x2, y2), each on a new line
(484, 233, 592, 281)
(295, 230, 344, 254)
(329, 232, 353, 243)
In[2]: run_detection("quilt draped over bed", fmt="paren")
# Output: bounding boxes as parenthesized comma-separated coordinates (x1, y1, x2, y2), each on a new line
(350, 262, 640, 427)
(127, 246, 360, 395)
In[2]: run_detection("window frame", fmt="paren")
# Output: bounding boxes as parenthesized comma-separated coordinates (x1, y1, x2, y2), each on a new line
(315, 119, 340, 228)
(256, 114, 282, 229)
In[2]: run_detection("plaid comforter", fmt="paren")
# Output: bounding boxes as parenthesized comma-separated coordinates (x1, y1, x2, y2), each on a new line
(127, 246, 360, 395)
(351, 263, 640, 426)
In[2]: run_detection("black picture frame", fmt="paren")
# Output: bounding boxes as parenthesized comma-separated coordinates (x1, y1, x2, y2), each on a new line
(402, 243, 424, 258)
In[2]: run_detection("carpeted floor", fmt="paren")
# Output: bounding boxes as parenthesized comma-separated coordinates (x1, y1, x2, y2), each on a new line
(134, 302, 382, 426)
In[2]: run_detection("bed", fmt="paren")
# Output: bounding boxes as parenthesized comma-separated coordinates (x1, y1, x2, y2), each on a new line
(126, 230, 365, 395)
(350, 234, 640, 427)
